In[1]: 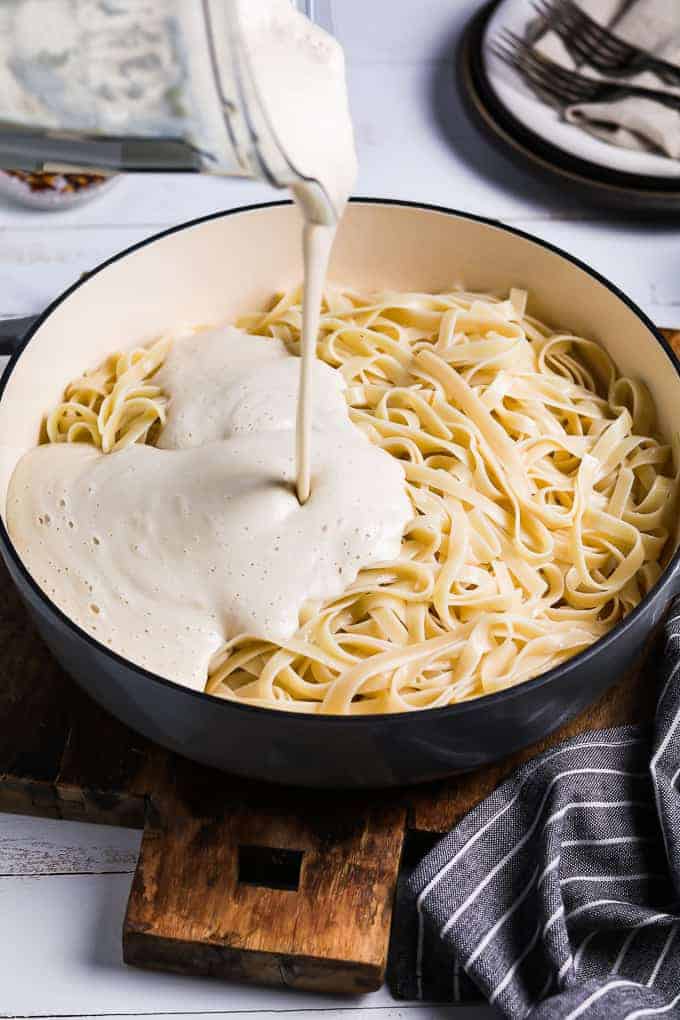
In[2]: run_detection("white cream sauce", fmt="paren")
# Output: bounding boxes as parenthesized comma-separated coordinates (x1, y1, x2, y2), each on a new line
(155, 325, 349, 448)
(4, 2, 398, 694)
(7, 327, 411, 689)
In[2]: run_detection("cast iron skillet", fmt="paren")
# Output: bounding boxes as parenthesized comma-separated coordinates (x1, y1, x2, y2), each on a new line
(0, 198, 678, 787)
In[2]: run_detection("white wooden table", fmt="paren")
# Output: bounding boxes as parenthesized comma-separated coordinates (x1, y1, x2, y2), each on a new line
(0, 2, 677, 1016)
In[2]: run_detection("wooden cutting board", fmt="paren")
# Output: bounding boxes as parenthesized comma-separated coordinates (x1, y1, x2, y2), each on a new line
(1, 329, 677, 995)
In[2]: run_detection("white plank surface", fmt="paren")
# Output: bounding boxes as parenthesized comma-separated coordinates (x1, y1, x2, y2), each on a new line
(0, 0, 677, 1016)
(0, 815, 494, 1019)
(0, 813, 138, 876)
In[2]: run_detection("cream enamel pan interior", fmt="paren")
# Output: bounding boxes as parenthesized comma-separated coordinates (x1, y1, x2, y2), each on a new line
(1, 200, 678, 787)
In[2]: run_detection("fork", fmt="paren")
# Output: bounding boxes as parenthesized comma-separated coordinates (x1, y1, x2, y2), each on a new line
(532, 0, 680, 88)
(493, 31, 680, 113)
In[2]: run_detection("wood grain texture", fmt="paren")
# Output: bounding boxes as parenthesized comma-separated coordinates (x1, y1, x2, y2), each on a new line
(125, 759, 406, 993)
(0, 563, 155, 828)
(661, 328, 680, 356)
(56, 693, 160, 829)
(0, 568, 75, 819)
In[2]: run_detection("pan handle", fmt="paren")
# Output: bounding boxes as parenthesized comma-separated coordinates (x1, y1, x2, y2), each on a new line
(0, 315, 38, 357)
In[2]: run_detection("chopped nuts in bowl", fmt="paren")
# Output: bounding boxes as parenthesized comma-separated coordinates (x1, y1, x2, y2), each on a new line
(0, 170, 118, 210)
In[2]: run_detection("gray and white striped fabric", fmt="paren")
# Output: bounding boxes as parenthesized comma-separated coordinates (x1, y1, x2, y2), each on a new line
(392, 599, 680, 1018)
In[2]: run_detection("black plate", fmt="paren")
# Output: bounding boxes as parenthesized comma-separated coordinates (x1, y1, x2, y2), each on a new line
(459, 0, 680, 213)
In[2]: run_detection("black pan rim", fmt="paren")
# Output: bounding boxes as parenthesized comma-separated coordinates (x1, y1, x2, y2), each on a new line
(463, 0, 680, 200)
(1, 195, 679, 725)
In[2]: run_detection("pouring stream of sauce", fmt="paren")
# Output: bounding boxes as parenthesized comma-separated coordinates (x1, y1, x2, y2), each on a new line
(296, 224, 334, 503)
(233, 0, 357, 503)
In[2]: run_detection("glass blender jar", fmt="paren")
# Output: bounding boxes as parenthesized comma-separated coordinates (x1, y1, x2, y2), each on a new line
(0, 0, 336, 219)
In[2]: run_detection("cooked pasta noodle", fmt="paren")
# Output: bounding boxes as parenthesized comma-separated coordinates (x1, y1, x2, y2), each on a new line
(43, 288, 679, 715)
(208, 286, 678, 713)
(45, 336, 170, 452)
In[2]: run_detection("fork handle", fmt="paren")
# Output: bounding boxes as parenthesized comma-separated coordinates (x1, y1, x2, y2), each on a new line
(626, 53, 680, 89)
(590, 81, 680, 113)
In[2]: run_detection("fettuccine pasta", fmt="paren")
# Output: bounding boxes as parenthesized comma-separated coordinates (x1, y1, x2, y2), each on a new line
(42, 287, 679, 714)
(45, 336, 170, 452)
(209, 286, 678, 713)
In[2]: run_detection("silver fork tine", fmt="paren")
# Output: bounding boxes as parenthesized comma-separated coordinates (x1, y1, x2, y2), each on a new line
(553, 0, 680, 84)
(534, 0, 578, 26)
(560, 22, 617, 67)
(510, 34, 600, 101)
(501, 29, 594, 99)
(495, 11, 680, 110)
(496, 33, 680, 113)
(532, 0, 618, 60)
(548, 0, 634, 63)
(492, 42, 552, 96)
(570, 15, 628, 62)
(563, 1, 632, 59)
(493, 37, 591, 105)
(531, 0, 561, 24)
(506, 26, 584, 83)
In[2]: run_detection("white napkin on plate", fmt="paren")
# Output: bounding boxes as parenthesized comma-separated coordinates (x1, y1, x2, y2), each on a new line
(535, 0, 680, 159)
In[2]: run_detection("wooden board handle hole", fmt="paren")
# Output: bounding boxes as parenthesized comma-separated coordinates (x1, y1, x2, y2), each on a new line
(237, 844, 304, 891)
(401, 829, 442, 869)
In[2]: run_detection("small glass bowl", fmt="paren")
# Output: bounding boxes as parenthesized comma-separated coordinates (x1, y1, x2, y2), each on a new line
(0, 170, 119, 210)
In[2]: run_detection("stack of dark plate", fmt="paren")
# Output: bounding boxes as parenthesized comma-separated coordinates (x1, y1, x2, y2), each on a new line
(460, 0, 680, 211)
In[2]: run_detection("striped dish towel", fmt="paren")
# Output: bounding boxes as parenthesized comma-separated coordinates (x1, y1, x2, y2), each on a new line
(390, 598, 680, 1018)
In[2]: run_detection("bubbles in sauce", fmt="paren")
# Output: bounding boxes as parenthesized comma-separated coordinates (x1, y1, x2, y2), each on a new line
(7, 327, 411, 690)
